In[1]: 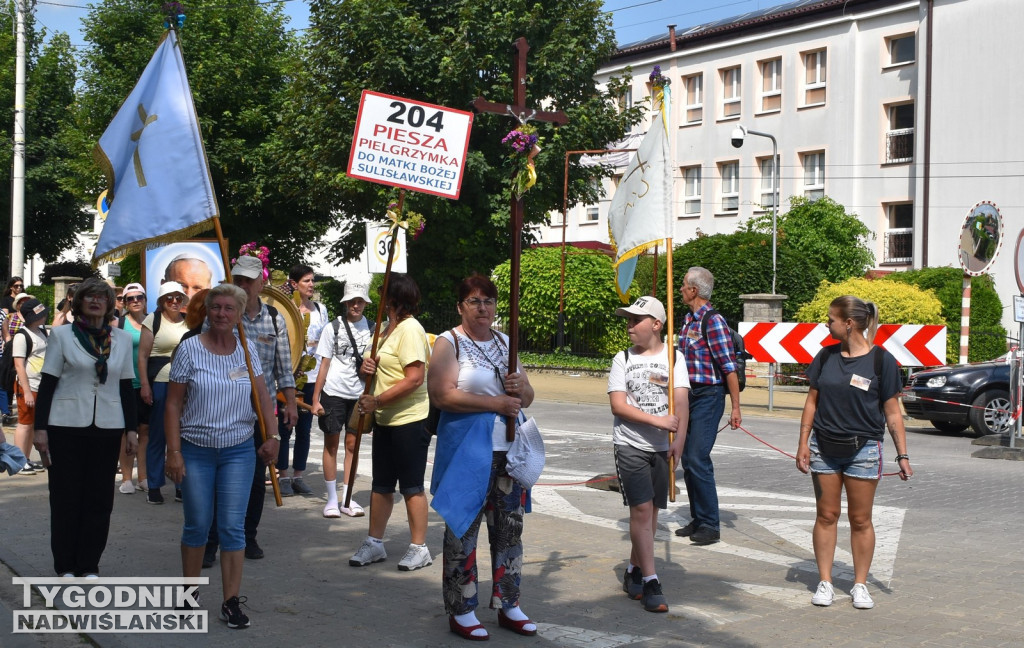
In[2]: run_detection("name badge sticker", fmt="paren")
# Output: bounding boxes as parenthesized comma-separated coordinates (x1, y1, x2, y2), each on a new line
(257, 334, 274, 345)
(686, 328, 700, 341)
(850, 374, 871, 391)
(648, 372, 669, 388)
(228, 366, 249, 382)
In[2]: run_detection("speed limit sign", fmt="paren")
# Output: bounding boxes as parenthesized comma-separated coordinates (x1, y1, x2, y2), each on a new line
(366, 225, 407, 273)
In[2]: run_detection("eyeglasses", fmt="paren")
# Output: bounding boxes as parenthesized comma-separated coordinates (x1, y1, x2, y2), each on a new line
(11, 284, 22, 289)
(463, 298, 497, 308)
(162, 294, 184, 303)
(124, 295, 145, 304)
(82, 293, 108, 303)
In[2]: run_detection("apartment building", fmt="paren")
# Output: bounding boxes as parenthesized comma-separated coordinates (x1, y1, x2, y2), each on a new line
(537, 0, 1023, 334)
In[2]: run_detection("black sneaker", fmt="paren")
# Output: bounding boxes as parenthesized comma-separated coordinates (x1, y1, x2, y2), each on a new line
(219, 595, 250, 629)
(675, 519, 700, 537)
(622, 567, 643, 600)
(690, 527, 721, 545)
(642, 578, 668, 613)
(174, 488, 183, 502)
(244, 540, 264, 560)
(202, 545, 217, 569)
(147, 489, 164, 505)
(27, 461, 45, 472)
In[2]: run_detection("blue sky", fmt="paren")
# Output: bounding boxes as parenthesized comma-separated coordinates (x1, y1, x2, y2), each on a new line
(33, 0, 771, 50)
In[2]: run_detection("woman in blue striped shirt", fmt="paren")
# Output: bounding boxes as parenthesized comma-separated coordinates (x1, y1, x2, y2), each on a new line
(164, 283, 279, 629)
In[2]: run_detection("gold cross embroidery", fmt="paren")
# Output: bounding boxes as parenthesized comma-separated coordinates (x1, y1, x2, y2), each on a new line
(130, 104, 158, 187)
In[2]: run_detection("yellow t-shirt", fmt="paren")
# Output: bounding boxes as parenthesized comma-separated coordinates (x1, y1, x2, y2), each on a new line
(369, 317, 430, 426)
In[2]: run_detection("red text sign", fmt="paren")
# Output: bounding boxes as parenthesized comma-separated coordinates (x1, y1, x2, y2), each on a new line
(347, 90, 474, 199)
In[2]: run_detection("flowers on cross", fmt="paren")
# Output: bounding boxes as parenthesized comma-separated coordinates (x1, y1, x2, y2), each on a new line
(386, 202, 427, 241)
(649, 65, 671, 88)
(502, 124, 541, 199)
(232, 242, 270, 281)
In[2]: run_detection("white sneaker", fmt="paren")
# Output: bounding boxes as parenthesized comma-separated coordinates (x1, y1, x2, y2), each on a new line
(349, 539, 387, 566)
(119, 480, 136, 494)
(397, 543, 432, 571)
(850, 583, 874, 609)
(137, 479, 148, 492)
(811, 580, 835, 606)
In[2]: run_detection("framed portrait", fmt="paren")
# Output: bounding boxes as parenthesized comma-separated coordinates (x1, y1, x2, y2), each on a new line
(141, 239, 226, 312)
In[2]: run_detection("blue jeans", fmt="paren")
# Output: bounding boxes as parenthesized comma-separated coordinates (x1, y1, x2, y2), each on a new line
(146, 382, 175, 490)
(277, 383, 313, 471)
(180, 438, 256, 551)
(0, 388, 9, 415)
(682, 384, 725, 532)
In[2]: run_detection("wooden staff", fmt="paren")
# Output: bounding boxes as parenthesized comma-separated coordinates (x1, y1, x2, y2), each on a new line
(344, 190, 405, 509)
(214, 218, 283, 507)
(665, 238, 676, 503)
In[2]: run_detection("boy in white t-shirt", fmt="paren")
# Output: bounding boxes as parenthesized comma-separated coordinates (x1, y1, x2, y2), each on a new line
(607, 296, 689, 613)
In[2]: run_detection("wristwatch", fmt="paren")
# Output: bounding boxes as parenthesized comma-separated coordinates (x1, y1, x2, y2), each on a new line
(268, 434, 281, 442)
(894, 453, 909, 463)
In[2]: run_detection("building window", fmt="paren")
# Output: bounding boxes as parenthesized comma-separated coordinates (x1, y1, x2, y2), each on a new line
(684, 73, 703, 124)
(585, 206, 599, 222)
(803, 49, 827, 106)
(885, 102, 915, 164)
(760, 58, 782, 113)
(719, 162, 739, 213)
(551, 211, 564, 226)
(801, 151, 825, 200)
(884, 203, 914, 264)
(683, 166, 702, 215)
(721, 66, 741, 118)
(758, 157, 777, 210)
(618, 86, 633, 113)
(887, 33, 915, 65)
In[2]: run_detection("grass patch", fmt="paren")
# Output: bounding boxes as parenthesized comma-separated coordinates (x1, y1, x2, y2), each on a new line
(521, 352, 612, 372)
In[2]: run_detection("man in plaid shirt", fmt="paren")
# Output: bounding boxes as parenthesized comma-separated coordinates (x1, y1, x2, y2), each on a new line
(674, 267, 741, 545)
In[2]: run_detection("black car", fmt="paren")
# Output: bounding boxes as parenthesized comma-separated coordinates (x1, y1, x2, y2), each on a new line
(901, 357, 1016, 437)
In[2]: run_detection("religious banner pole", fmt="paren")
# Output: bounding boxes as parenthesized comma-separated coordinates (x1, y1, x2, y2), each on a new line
(471, 36, 568, 441)
(344, 190, 405, 509)
(666, 239, 676, 503)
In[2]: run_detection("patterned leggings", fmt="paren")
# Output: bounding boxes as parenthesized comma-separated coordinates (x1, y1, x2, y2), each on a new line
(442, 451, 526, 615)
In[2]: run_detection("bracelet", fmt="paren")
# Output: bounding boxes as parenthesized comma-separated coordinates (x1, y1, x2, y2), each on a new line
(169, 450, 181, 454)
(895, 454, 909, 463)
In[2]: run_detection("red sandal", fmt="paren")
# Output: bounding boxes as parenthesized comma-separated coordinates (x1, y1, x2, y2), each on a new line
(449, 615, 489, 641)
(498, 609, 538, 636)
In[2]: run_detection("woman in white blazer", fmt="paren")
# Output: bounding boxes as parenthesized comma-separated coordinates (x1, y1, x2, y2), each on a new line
(33, 277, 138, 577)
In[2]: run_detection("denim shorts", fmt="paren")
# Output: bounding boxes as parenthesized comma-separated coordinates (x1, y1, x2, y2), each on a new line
(613, 443, 669, 509)
(180, 438, 256, 550)
(809, 433, 882, 480)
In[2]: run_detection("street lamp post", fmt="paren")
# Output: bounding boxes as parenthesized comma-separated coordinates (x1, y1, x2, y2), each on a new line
(731, 125, 779, 295)
(731, 125, 780, 410)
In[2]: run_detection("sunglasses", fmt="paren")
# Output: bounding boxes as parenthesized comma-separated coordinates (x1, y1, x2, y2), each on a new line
(162, 294, 184, 303)
(124, 295, 145, 304)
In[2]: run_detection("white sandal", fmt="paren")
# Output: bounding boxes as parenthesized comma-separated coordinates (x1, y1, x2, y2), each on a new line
(322, 504, 342, 518)
(340, 500, 365, 517)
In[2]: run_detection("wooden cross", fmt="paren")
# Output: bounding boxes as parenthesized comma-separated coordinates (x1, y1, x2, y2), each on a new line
(471, 37, 568, 441)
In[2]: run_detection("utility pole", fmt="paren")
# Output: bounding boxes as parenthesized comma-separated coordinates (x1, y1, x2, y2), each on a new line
(10, 0, 27, 277)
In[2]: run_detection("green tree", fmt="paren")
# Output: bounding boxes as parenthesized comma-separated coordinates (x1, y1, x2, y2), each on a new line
(796, 278, 944, 329)
(493, 246, 627, 356)
(744, 196, 875, 284)
(635, 231, 823, 326)
(291, 0, 643, 306)
(881, 266, 1006, 363)
(72, 0, 328, 268)
(0, 9, 88, 271)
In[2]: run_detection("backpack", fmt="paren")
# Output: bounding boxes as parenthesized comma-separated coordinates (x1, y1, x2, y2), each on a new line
(699, 309, 750, 392)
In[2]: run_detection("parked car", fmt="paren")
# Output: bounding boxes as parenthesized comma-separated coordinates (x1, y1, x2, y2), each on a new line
(901, 357, 1016, 437)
